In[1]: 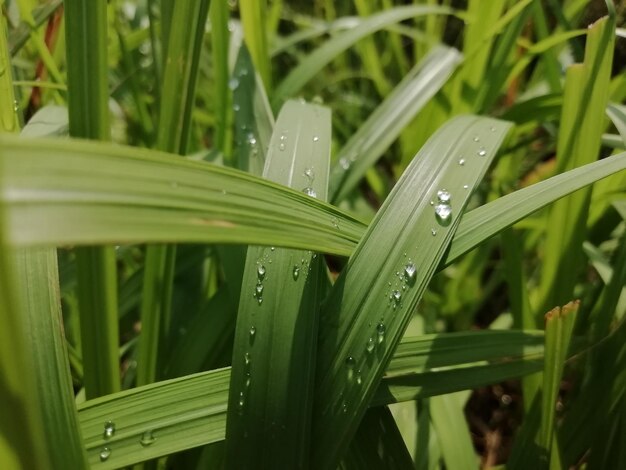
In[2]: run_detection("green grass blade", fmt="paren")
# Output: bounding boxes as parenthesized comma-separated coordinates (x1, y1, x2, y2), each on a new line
(1, 136, 623, 263)
(239, 0, 271, 92)
(311, 116, 512, 468)
(538, 301, 579, 467)
(0, 135, 365, 254)
(8, 0, 63, 55)
(210, 0, 231, 155)
(76, 329, 552, 468)
(225, 100, 331, 469)
(232, 44, 275, 174)
(272, 5, 452, 108)
(12, 248, 89, 468)
(138, 0, 211, 387)
(64, 0, 120, 399)
(445, 152, 626, 266)
(538, 16, 615, 312)
(0, 245, 53, 469)
(78, 369, 231, 468)
(330, 45, 462, 203)
(0, 15, 60, 468)
(607, 102, 626, 144)
(430, 393, 478, 470)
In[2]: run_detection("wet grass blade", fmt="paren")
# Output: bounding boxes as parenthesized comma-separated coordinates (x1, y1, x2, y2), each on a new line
(225, 100, 330, 469)
(272, 5, 452, 109)
(0, 135, 365, 254)
(64, 0, 120, 399)
(330, 45, 462, 204)
(76, 329, 552, 468)
(311, 116, 512, 468)
(232, 44, 275, 174)
(239, 0, 271, 91)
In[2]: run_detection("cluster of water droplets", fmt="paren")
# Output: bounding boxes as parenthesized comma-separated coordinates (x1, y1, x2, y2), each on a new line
(302, 165, 317, 198)
(98, 420, 156, 462)
(434, 189, 452, 225)
(253, 263, 266, 305)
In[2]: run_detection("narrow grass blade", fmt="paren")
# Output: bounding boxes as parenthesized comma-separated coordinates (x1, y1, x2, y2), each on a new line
(0, 135, 365, 254)
(210, 0, 231, 155)
(12, 248, 89, 468)
(138, 0, 212, 387)
(445, 152, 626, 266)
(239, 0, 271, 91)
(76, 329, 552, 468)
(225, 100, 331, 469)
(0, 15, 60, 468)
(78, 369, 231, 468)
(538, 16, 615, 312)
(272, 5, 452, 108)
(232, 44, 275, 174)
(430, 393, 477, 470)
(330, 46, 462, 203)
(311, 116, 512, 469)
(607, 102, 626, 144)
(538, 301, 579, 467)
(64, 0, 120, 398)
(8, 0, 63, 55)
(0, 243, 53, 469)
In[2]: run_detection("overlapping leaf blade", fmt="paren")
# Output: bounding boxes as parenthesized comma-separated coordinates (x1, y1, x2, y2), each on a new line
(225, 100, 331, 468)
(311, 116, 512, 468)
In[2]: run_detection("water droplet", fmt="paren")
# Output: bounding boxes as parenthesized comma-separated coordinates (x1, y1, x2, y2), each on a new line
(247, 133, 257, 146)
(249, 326, 256, 341)
(103, 421, 115, 439)
(356, 371, 362, 385)
(304, 167, 315, 179)
(257, 265, 266, 280)
(99, 447, 111, 462)
(431, 228, 437, 236)
(473, 136, 480, 142)
(477, 147, 487, 157)
(403, 263, 416, 285)
(244, 352, 251, 367)
(429, 200, 434, 206)
(458, 158, 465, 166)
(342, 401, 348, 413)
(302, 187, 317, 198)
(490, 126, 496, 132)
(257, 297, 263, 305)
(366, 337, 375, 353)
(280, 134, 286, 141)
(437, 190, 451, 203)
(339, 157, 350, 170)
(240, 68, 249, 76)
(140, 430, 156, 447)
(390, 290, 402, 304)
(270, 246, 275, 251)
(228, 77, 239, 90)
(377, 323, 386, 343)
(233, 103, 240, 112)
(331, 217, 339, 229)
(463, 184, 469, 189)
(292, 265, 300, 280)
(255, 283, 264, 297)
(279, 142, 286, 151)
(238, 391, 245, 411)
(346, 356, 356, 381)
(313, 136, 319, 142)
(435, 203, 452, 223)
